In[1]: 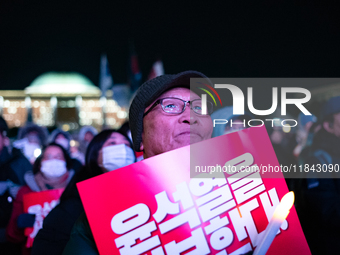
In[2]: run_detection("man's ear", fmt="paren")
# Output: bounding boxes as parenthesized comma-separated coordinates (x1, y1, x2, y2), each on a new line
(323, 121, 334, 134)
(139, 142, 144, 152)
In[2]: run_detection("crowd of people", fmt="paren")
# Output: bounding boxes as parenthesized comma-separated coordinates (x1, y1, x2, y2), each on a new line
(0, 117, 135, 254)
(0, 70, 339, 254)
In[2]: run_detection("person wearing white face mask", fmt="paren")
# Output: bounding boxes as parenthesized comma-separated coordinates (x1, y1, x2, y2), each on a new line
(49, 129, 83, 173)
(14, 124, 48, 165)
(100, 143, 135, 172)
(31, 129, 136, 255)
(6, 143, 74, 255)
(91, 131, 136, 173)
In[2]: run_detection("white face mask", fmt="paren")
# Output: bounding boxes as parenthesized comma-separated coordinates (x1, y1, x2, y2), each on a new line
(41, 159, 67, 178)
(102, 144, 135, 172)
(55, 138, 69, 150)
(23, 142, 41, 161)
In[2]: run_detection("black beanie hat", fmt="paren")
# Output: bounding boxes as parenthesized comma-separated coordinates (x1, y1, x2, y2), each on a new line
(129, 70, 209, 152)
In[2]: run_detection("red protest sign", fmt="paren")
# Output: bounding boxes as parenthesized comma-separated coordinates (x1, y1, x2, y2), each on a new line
(77, 126, 311, 255)
(23, 188, 64, 248)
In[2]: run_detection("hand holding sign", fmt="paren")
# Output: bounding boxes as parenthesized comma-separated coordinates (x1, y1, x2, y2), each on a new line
(23, 188, 64, 248)
(17, 213, 35, 228)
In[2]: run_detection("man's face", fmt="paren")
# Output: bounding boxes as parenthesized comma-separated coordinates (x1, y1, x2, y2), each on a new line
(141, 87, 213, 158)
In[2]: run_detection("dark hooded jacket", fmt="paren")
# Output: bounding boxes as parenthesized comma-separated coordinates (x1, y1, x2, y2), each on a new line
(17, 124, 48, 147)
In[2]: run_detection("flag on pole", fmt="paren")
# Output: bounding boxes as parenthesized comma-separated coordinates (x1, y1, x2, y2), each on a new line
(147, 60, 164, 80)
(99, 54, 114, 96)
(128, 43, 142, 93)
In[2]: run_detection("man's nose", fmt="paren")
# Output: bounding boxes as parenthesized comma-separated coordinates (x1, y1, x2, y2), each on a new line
(179, 102, 198, 124)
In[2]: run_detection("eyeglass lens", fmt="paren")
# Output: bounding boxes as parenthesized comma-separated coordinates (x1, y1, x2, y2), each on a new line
(161, 98, 209, 114)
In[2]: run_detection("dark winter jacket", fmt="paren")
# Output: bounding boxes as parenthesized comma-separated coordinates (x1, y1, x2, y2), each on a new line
(6, 170, 75, 255)
(31, 169, 91, 255)
(0, 147, 31, 228)
(0, 147, 31, 255)
(61, 213, 98, 255)
(300, 129, 340, 254)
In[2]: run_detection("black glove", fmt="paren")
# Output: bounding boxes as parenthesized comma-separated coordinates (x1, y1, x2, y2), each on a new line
(241, 252, 254, 255)
(17, 213, 35, 228)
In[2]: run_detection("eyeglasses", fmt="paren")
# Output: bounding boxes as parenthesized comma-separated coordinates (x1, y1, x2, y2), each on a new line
(143, 97, 214, 117)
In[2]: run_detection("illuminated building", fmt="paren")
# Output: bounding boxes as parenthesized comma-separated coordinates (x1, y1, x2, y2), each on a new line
(0, 72, 128, 131)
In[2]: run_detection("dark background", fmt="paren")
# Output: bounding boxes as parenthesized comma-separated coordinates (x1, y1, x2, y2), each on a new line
(1, 1, 340, 91)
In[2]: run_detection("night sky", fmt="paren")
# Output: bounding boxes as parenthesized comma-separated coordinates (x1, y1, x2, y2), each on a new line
(1, 1, 340, 91)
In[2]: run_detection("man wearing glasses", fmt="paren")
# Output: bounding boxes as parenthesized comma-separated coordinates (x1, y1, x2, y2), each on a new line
(129, 70, 214, 159)
(62, 71, 215, 254)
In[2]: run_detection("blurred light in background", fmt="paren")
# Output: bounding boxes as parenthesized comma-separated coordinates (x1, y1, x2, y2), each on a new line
(34, 148, 41, 158)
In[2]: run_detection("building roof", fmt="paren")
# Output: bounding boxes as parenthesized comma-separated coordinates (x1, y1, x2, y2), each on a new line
(25, 72, 100, 97)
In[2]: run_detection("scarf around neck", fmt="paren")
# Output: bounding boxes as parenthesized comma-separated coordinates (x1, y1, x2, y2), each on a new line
(34, 171, 72, 191)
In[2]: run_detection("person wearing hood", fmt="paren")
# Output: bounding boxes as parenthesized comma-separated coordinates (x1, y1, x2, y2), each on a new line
(49, 129, 72, 152)
(31, 129, 135, 255)
(78, 126, 98, 152)
(13, 123, 48, 165)
(0, 117, 32, 255)
(49, 129, 82, 173)
(6, 143, 75, 255)
(72, 126, 98, 165)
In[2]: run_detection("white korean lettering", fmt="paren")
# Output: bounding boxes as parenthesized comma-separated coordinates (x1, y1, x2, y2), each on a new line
(196, 185, 236, 222)
(153, 191, 179, 223)
(204, 216, 229, 235)
(158, 208, 201, 234)
(259, 188, 288, 231)
(229, 198, 261, 246)
(111, 203, 150, 235)
(164, 228, 210, 255)
(115, 221, 160, 255)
